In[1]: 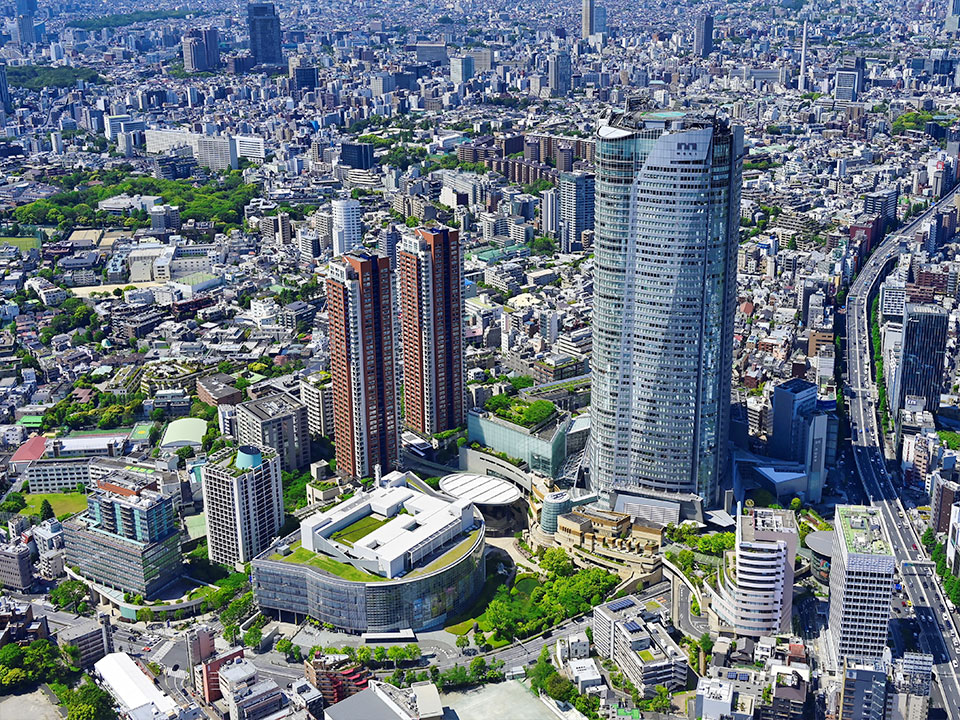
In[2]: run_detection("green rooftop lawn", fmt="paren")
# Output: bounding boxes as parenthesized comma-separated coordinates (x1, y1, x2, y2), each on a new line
(22, 492, 88, 519)
(330, 515, 387, 546)
(638, 649, 655, 662)
(270, 541, 386, 582)
(407, 528, 480, 578)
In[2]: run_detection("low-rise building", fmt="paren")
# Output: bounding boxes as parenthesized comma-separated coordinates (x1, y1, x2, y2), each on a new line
(57, 614, 114, 668)
(592, 594, 688, 697)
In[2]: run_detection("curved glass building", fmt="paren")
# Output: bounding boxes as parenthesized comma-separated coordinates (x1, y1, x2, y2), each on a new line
(590, 111, 743, 506)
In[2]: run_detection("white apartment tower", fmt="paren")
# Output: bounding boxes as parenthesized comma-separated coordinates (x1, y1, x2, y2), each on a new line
(712, 504, 798, 636)
(589, 111, 743, 507)
(202, 445, 284, 567)
(332, 198, 361, 258)
(829, 505, 896, 666)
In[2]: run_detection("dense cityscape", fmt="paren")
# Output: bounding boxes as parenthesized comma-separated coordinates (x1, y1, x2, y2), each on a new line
(0, 0, 958, 719)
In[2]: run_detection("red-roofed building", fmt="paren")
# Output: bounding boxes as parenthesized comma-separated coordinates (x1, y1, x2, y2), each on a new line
(11, 436, 46, 473)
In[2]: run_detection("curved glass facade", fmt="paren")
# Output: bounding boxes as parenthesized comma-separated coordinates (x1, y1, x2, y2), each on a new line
(590, 112, 742, 505)
(252, 524, 486, 633)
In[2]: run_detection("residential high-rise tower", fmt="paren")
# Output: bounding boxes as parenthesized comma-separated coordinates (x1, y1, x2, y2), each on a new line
(327, 249, 399, 480)
(236, 393, 310, 472)
(589, 111, 743, 507)
(398, 227, 465, 437)
(202, 445, 283, 567)
(558, 171, 594, 253)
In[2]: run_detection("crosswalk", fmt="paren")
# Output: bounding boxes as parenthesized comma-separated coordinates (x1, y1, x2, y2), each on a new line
(153, 639, 176, 663)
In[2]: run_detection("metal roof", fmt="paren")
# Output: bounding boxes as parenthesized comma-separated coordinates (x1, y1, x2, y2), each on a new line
(439, 473, 522, 505)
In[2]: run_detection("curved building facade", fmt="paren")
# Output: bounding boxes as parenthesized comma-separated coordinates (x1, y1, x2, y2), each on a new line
(712, 505, 797, 637)
(251, 522, 486, 633)
(589, 111, 743, 505)
(541, 491, 572, 534)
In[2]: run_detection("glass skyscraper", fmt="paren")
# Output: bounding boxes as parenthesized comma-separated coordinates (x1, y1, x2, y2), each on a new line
(589, 111, 743, 506)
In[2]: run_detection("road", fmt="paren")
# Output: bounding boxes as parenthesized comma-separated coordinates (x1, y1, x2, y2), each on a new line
(676, 584, 709, 637)
(845, 186, 960, 711)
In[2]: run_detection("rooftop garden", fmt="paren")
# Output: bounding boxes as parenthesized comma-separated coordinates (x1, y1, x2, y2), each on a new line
(270, 541, 387, 582)
(483, 394, 556, 428)
(330, 515, 388, 547)
(406, 528, 481, 578)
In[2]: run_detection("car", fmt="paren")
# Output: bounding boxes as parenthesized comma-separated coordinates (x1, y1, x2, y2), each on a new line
(143, 647, 151, 652)
(913, 544, 918, 550)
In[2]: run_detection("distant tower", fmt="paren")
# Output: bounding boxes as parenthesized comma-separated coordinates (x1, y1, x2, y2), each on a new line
(948, 0, 960, 35)
(582, 0, 595, 38)
(247, 2, 283, 67)
(694, 14, 714, 58)
(798, 20, 808, 92)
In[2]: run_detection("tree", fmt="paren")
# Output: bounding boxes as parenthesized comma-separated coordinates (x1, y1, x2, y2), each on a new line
(455, 634, 470, 653)
(50, 580, 88, 610)
(790, 497, 802, 512)
(356, 646, 372, 664)
(922, 527, 936, 548)
(649, 685, 672, 712)
(373, 646, 388, 665)
(40, 498, 55, 520)
(699, 632, 715, 656)
(540, 547, 574, 577)
(469, 656, 487, 681)
(404, 644, 420, 663)
(136, 607, 155, 623)
(243, 627, 263, 649)
(388, 645, 406, 668)
(276, 638, 293, 658)
(224, 624, 240, 644)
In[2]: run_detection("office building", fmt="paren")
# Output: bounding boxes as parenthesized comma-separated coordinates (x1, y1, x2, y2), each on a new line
(0, 541, 33, 591)
(829, 506, 895, 666)
(548, 52, 572, 96)
(839, 662, 888, 720)
(63, 473, 182, 598)
(182, 34, 209, 73)
(582, 0, 594, 37)
(694, 13, 714, 57)
(332, 197, 362, 257)
(450, 55, 475, 84)
(300, 372, 335, 439)
(398, 227, 465, 437)
(236, 393, 310, 472)
(834, 70, 860, 102)
(949, 0, 960, 35)
(0, 65, 9, 113)
(327, 249, 399, 479)
(558, 171, 594, 253)
(712, 504, 798, 636)
(202, 445, 283, 567)
(0, 597, 49, 645)
(589, 111, 743, 507)
(341, 142, 374, 170)
(894, 304, 948, 414)
(56, 614, 114, 668)
(770, 378, 817, 460)
(247, 2, 282, 67)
